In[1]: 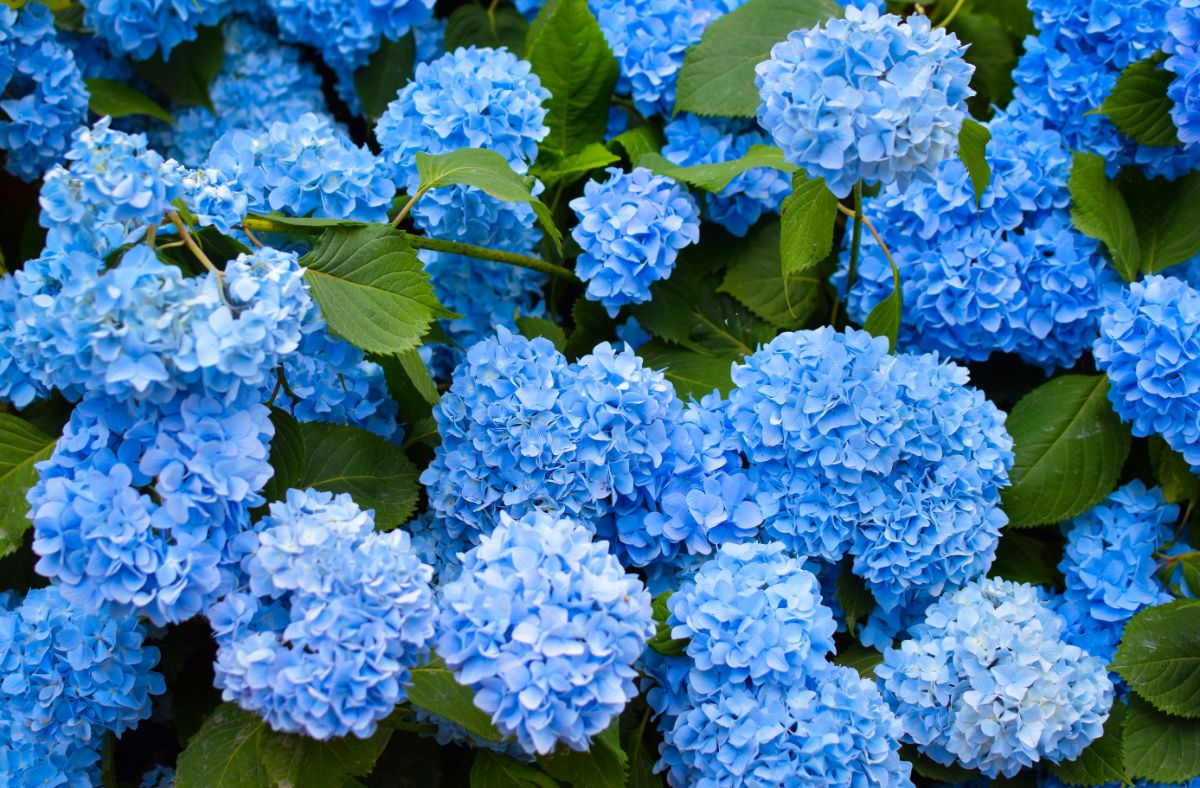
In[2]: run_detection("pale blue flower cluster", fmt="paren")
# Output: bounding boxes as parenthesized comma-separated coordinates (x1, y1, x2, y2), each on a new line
(210, 488, 437, 739)
(0, 586, 165, 785)
(140, 766, 176, 788)
(1167, 1, 1200, 145)
(268, 0, 434, 71)
(1095, 275, 1200, 471)
(662, 114, 791, 237)
(1056, 482, 1179, 662)
(0, 4, 89, 181)
(755, 4, 974, 198)
(81, 0, 231, 59)
(569, 167, 700, 315)
(878, 577, 1114, 777)
(437, 510, 653, 755)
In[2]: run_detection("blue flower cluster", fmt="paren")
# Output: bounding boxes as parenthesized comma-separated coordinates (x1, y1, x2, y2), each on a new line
(81, 0, 231, 60)
(755, 4, 974, 198)
(1167, 1, 1200, 145)
(0, 586, 165, 785)
(437, 510, 653, 754)
(569, 167, 701, 315)
(652, 542, 911, 786)
(0, 4, 89, 181)
(140, 766, 176, 788)
(268, 0, 434, 71)
(210, 488, 437, 739)
(1095, 275, 1200, 471)
(1056, 482, 1180, 662)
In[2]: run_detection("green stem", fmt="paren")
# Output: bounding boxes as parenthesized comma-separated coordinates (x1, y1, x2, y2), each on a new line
(391, 187, 428, 228)
(936, 0, 967, 27)
(166, 210, 220, 277)
(405, 234, 578, 281)
(832, 182, 864, 326)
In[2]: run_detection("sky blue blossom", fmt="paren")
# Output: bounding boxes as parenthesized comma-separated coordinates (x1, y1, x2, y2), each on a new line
(81, 0, 230, 59)
(437, 510, 653, 755)
(1167, 0, 1200, 145)
(268, 0, 433, 71)
(662, 114, 790, 237)
(755, 4, 974, 199)
(210, 488, 437, 739)
(0, 736, 103, 788)
(569, 167, 700, 315)
(140, 766, 176, 788)
(0, 4, 89, 181)
(878, 578, 1114, 778)
(1095, 275, 1200, 471)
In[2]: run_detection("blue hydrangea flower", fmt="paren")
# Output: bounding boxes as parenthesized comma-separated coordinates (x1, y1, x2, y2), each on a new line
(615, 316, 652, 350)
(1167, 0, 1200, 145)
(180, 165, 249, 234)
(0, 4, 89, 181)
(662, 114, 791, 237)
(437, 510, 654, 755)
(210, 488, 437, 739)
(569, 167, 700, 315)
(878, 577, 1114, 778)
(81, 0, 231, 59)
(268, 0, 433, 71)
(405, 511, 470, 585)
(61, 29, 134, 82)
(0, 736, 103, 787)
(755, 4, 974, 199)
(140, 766, 176, 788)
(1095, 275, 1200, 471)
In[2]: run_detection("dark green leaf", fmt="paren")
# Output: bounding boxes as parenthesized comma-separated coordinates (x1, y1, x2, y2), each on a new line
(531, 143, 619, 187)
(1118, 169, 1200, 276)
(647, 591, 688, 658)
(101, 731, 118, 788)
(901, 746, 975, 783)
(861, 252, 901, 352)
(948, 11, 1017, 108)
(263, 407, 306, 504)
(957, 119, 992, 207)
(989, 528, 1063, 587)
(526, 0, 618, 158)
(1150, 437, 1200, 504)
(0, 414, 55, 558)
(244, 213, 371, 236)
(52, 1, 87, 33)
(637, 145, 795, 193)
(176, 704, 268, 788)
(622, 702, 662, 788)
(1182, 557, 1200, 599)
(674, 0, 844, 117)
(157, 225, 252, 277)
(1048, 697, 1130, 787)
(470, 751, 559, 788)
(259, 728, 391, 788)
(407, 659, 505, 743)
(638, 340, 735, 399)
(85, 78, 174, 123)
(718, 219, 824, 328)
(539, 721, 627, 788)
(1001, 375, 1132, 528)
(301, 224, 453, 356)
(606, 126, 663, 164)
(562, 297, 616, 360)
(780, 171, 838, 281)
(1099, 53, 1181, 148)
(445, 4, 529, 56)
(516, 316, 568, 352)
(132, 26, 225, 110)
(833, 645, 884, 679)
(1124, 695, 1200, 783)
(1070, 153, 1141, 281)
(355, 33, 416, 123)
(835, 565, 875, 638)
(1112, 600, 1200, 718)
(397, 348, 440, 406)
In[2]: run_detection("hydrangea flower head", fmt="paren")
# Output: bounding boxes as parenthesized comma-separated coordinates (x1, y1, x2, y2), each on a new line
(755, 4, 974, 198)
(210, 488, 437, 739)
(1166, 0, 1200, 145)
(81, 0, 231, 59)
(269, 0, 434, 71)
(437, 510, 654, 755)
(569, 167, 700, 315)
(878, 577, 1114, 777)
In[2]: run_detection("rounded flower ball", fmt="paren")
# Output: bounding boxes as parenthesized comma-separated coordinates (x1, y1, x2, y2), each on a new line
(437, 510, 654, 755)
(569, 167, 700, 315)
(878, 577, 1114, 777)
(755, 4, 975, 198)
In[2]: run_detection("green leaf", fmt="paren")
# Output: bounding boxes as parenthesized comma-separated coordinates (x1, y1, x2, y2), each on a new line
(1001, 375, 1132, 528)
(1150, 437, 1200, 504)
(397, 348, 440, 406)
(562, 297, 617, 360)
(0, 414, 55, 558)
(526, 0, 618, 158)
(833, 645, 884, 679)
(292, 423, 419, 529)
(957, 119, 992, 207)
(780, 171, 838, 281)
(445, 4, 529, 56)
(674, 0, 844, 117)
(989, 529, 1063, 587)
(262, 407, 306, 504)
(1070, 153, 1141, 281)
(1118, 168, 1200, 276)
(861, 252, 901, 352)
(1099, 53, 1181, 148)
(539, 721, 627, 788)
(259, 728, 392, 788)
(606, 126, 663, 164)
(1182, 557, 1200, 600)
(244, 213, 371, 236)
(639, 341, 736, 399)
(948, 11, 1017, 108)
(1124, 695, 1200, 783)
(407, 659, 505, 742)
(470, 751, 559, 788)
(718, 219, 825, 328)
(1048, 701, 1130, 788)
(1112, 600, 1200, 718)
(85, 78, 173, 123)
(901, 747, 975, 783)
(531, 143, 619, 187)
(637, 145, 796, 193)
(647, 591, 688, 658)
(355, 33, 416, 123)
(176, 704, 268, 788)
(131, 25, 225, 110)
(835, 565, 875, 638)
(516, 316, 568, 352)
(622, 704, 662, 788)
(300, 224, 453, 356)
(416, 149, 562, 252)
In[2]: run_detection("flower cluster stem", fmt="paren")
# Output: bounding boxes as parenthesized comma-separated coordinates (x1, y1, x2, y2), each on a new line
(405, 233, 579, 282)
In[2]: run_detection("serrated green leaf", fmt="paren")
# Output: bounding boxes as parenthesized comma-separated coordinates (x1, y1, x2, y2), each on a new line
(445, 4, 529, 55)
(1118, 169, 1200, 276)
(1112, 600, 1200, 718)
(861, 252, 901, 352)
(989, 528, 1063, 587)
(1001, 375, 1132, 528)
(470, 751, 559, 788)
(638, 340, 735, 400)
(1070, 153, 1141, 281)
(674, 0, 844, 117)
(780, 171, 838, 281)
(416, 149, 562, 252)
(622, 703, 662, 788)
(531, 143, 619, 187)
(718, 219, 824, 328)
(606, 126, 663, 164)
(85, 78, 174, 123)
(355, 33, 416, 123)
(516, 316, 567, 352)
(0, 413, 55, 558)
(958, 119, 992, 207)
(259, 728, 392, 788)
(301, 224, 453, 356)
(526, 0, 617, 158)
(1099, 54, 1181, 148)
(263, 407, 306, 504)
(1124, 695, 1200, 783)
(406, 659, 505, 743)
(397, 348, 440, 406)
(1048, 701, 1130, 788)
(176, 704, 269, 788)
(539, 721, 627, 788)
(638, 145, 795, 193)
(833, 645, 884, 679)
(835, 564, 875, 638)
(131, 25, 225, 110)
(1150, 437, 1200, 504)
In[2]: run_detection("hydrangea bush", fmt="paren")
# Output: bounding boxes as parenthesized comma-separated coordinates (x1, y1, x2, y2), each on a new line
(0, 0, 1198, 785)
